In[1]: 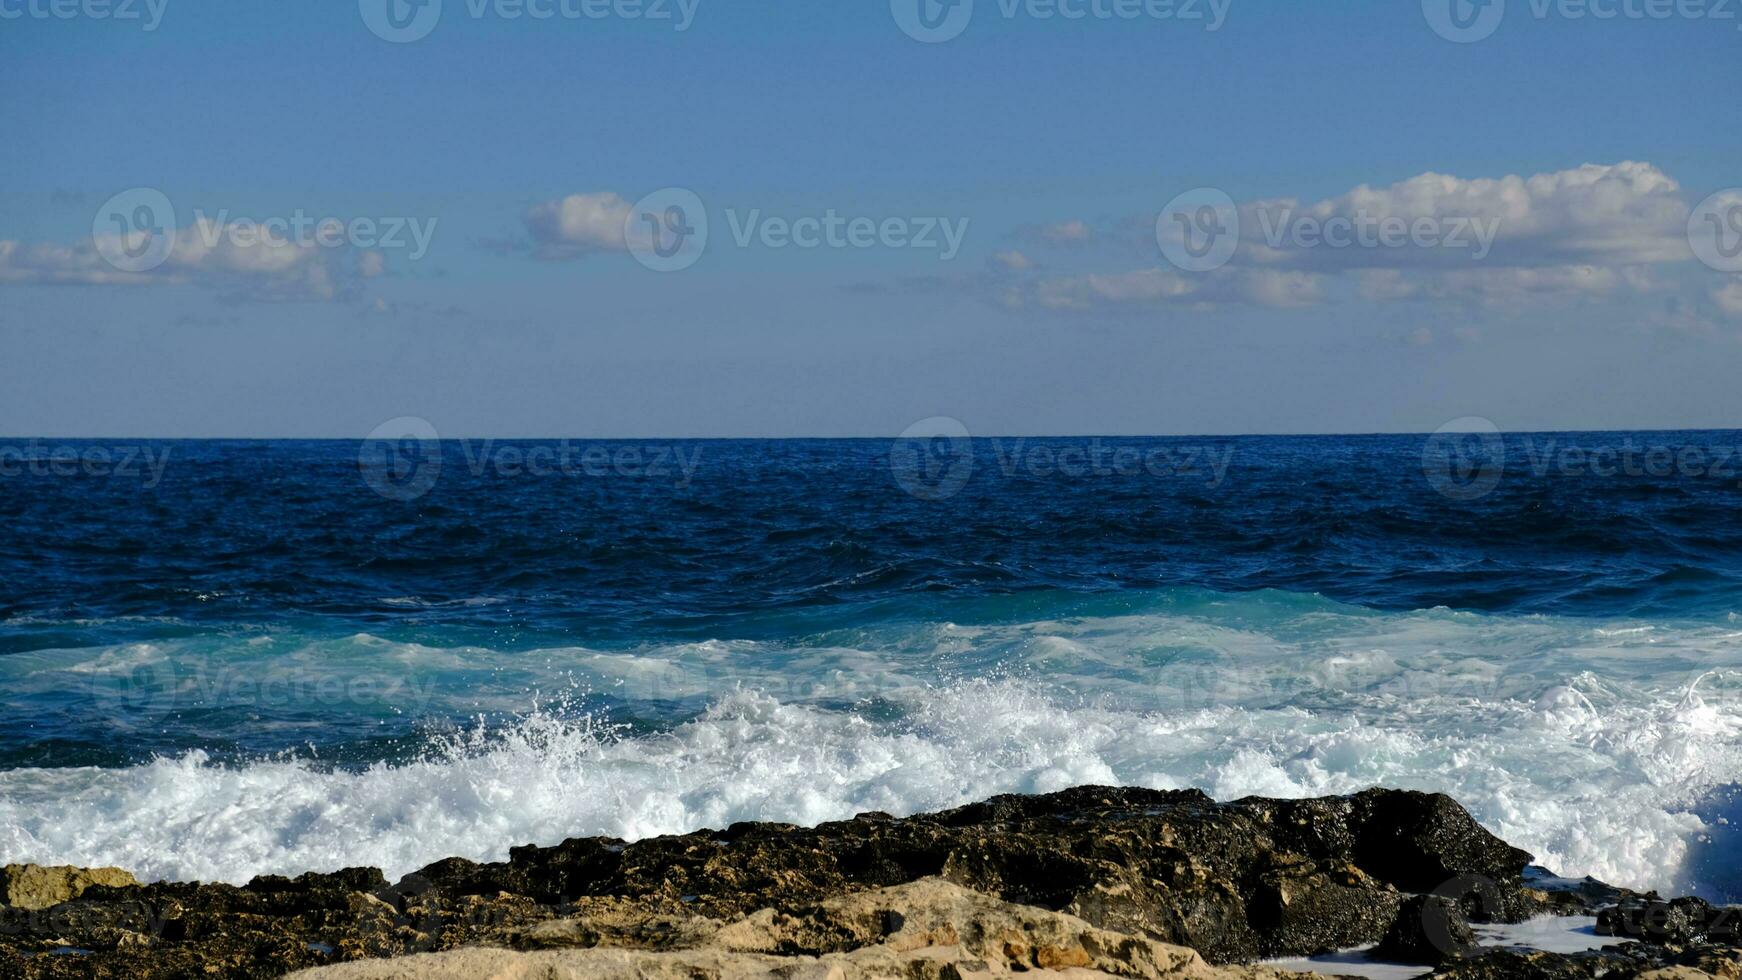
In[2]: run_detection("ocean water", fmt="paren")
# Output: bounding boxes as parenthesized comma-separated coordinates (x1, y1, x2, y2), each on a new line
(5, 434, 1742, 899)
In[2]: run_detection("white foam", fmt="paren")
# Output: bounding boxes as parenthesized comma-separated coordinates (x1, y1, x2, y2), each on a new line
(1266, 916, 1605, 979)
(8, 597, 1742, 895)
(0, 675, 1735, 893)
(59, 643, 164, 675)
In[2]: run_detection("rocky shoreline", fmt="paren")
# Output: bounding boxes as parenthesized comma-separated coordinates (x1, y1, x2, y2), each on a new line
(1, 786, 1736, 978)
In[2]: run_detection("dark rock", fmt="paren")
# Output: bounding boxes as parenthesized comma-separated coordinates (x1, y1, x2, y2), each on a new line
(0, 786, 1560, 979)
(1430, 947, 1643, 979)
(1596, 895, 1742, 945)
(1374, 894, 1476, 964)
(1524, 867, 1637, 907)
(1432, 942, 1742, 978)
(1344, 791, 1535, 895)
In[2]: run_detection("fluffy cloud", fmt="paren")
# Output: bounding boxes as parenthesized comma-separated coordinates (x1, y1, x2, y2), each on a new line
(520, 191, 636, 260)
(0, 240, 146, 286)
(1002, 162, 1709, 315)
(2, 217, 384, 302)
(1238, 161, 1688, 271)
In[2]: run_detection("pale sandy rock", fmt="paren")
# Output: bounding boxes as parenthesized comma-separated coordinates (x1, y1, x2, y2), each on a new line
(0, 863, 139, 911)
(288, 878, 1333, 979)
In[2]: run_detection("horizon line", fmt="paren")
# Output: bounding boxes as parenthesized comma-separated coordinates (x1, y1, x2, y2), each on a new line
(4, 427, 1742, 442)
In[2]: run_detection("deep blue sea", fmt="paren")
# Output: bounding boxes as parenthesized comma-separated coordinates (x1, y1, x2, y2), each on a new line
(6, 432, 1742, 899)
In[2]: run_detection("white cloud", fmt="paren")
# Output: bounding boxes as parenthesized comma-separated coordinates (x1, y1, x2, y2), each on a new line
(167, 219, 324, 276)
(521, 192, 634, 259)
(0, 240, 149, 286)
(1004, 162, 1705, 317)
(992, 249, 1034, 271)
(1, 218, 377, 302)
(1240, 161, 1688, 271)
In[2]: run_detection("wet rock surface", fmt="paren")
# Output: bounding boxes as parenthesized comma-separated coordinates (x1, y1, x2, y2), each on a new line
(1597, 896, 1742, 946)
(1374, 895, 1478, 964)
(1429, 943, 1742, 978)
(0, 786, 1729, 979)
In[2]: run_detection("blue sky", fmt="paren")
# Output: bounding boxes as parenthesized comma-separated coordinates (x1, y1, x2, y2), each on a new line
(2, 0, 1739, 437)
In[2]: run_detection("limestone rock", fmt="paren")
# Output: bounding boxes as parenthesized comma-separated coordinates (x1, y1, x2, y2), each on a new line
(284, 878, 1324, 979)
(0, 865, 139, 911)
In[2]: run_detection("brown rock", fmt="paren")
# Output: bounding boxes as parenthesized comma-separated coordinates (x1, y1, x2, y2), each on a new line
(1, 865, 139, 911)
(284, 878, 1329, 979)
